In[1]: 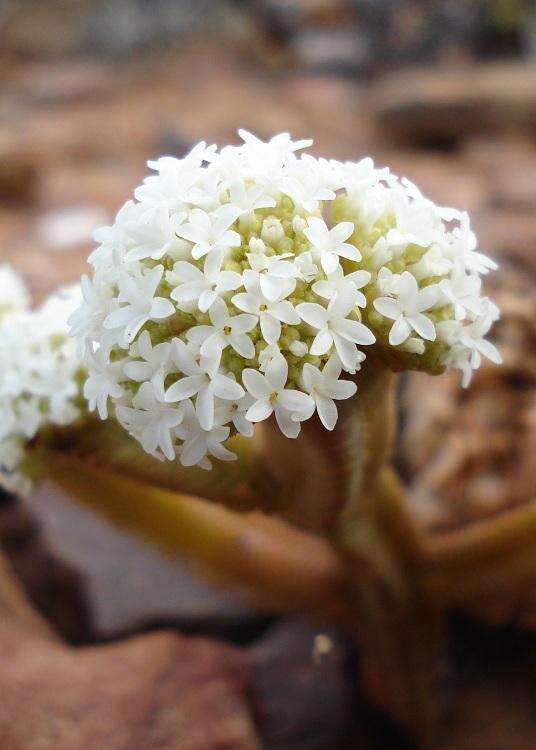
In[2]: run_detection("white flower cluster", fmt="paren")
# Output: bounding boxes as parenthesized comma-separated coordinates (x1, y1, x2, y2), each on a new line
(71, 130, 501, 469)
(0, 267, 83, 490)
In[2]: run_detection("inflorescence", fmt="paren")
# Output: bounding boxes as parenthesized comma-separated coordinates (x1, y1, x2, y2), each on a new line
(69, 130, 501, 469)
(0, 267, 83, 489)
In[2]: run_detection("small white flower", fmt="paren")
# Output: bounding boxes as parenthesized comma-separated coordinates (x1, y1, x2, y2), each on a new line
(258, 343, 282, 373)
(124, 207, 186, 262)
(242, 355, 315, 438)
(408, 245, 452, 281)
(176, 205, 240, 260)
(312, 266, 370, 307)
(90, 200, 143, 268)
(373, 272, 439, 346)
(175, 400, 236, 469)
(186, 297, 257, 360)
(164, 339, 244, 430)
(304, 217, 361, 275)
(301, 354, 357, 430)
(281, 155, 337, 212)
(83, 346, 125, 420)
(458, 303, 502, 373)
(230, 181, 276, 214)
(116, 381, 184, 461)
(232, 270, 299, 345)
(297, 287, 375, 371)
(246, 249, 300, 301)
(167, 248, 243, 313)
(123, 330, 171, 400)
(103, 265, 174, 345)
(214, 394, 255, 438)
(294, 251, 318, 282)
(260, 217, 286, 245)
(439, 265, 482, 321)
(68, 273, 114, 344)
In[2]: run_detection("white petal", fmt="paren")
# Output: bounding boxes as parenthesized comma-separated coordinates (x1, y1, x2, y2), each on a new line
(198, 289, 218, 313)
(321, 252, 339, 275)
(208, 297, 229, 328)
(327, 379, 357, 400)
(230, 313, 257, 335)
(260, 274, 286, 302)
(246, 398, 273, 422)
(274, 405, 301, 438)
(260, 312, 280, 344)
(476, 337, 502, 364)
(196, 384, 214, 430)
(336, 243, 361, 262)
(211, 374, 245, 401)
(316, 393, 338, 430)
(389, 316, 411, 346)
(407, 313, 436, 341)
(242, 369, 271, 399)
(374, 297, 401, 321)
(150, 297, 175, 320)
(296, 302, 328, 330)
(331, 318, 375, 345)
(310, 328, 333, 356)
(332, 334, 359, 371)
(269, 300, 299, 325)
(277, 389, 315, 419)
(265, 354, 288, 390)
(228, 333, 255, 359)
(232, 292, 259, 315)
(165, 374, 205, 402)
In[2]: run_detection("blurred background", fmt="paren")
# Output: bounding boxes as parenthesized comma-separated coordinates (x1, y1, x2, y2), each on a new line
(0, 2, 535, 749)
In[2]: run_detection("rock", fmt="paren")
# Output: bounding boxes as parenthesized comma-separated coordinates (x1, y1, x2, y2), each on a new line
(29, 482, 269, 642)
(0, 146, 37, 206)
(0, 493, 91, 643)
(0, 562, 260, 750)
(250, 618, 360, 749)
(373, 63, 536, 147)
(473, 211, 536, 272)
(437, 619, 536, 750)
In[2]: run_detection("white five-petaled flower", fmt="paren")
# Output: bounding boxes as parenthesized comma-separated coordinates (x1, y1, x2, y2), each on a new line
(186, 297, 257, 361)
(83, 346, 125, 420)
(164, 340, 244, 430)
(176, 205, 241, 260)
(242, 356, 315, 438)
(103, 265, 174, 345)
(214, 394, 255, 438)
(301, 354, 357, 430)
(123, 330, 171, 400)
(297, 287, 375, 371)
(438, 264, 482, 321)
(175, 400, 236, 469)
(312, 266, 371, 307)
(373, 271, 439, 346)
(458, 303, 502, 372)
(167, 248, 243, 313)
(304, 217, 361, 275)
(229, 180, 276, 215)
(246, 250, 300, 302)
(124, 206, 186, 262)
(232, 270, 299, 345)
(116, 381, 184, 461)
